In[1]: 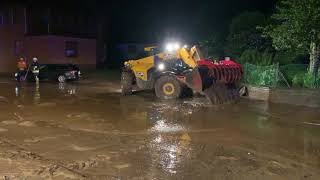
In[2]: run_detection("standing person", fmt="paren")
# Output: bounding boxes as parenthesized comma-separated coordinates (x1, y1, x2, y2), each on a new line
(31, 57, 40, 82)
(17, 57, 27, 82)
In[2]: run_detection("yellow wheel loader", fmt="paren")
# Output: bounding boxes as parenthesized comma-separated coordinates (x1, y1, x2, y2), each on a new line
(121, 43, 243, 104)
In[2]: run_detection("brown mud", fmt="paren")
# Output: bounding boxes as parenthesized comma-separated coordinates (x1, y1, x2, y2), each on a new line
(0, 74, 319, 179)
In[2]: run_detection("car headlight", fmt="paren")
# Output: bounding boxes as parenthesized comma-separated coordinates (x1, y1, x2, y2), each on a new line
(14, 73, 18, 77)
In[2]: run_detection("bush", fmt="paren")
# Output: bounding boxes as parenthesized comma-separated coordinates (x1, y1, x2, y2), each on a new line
(292, 72, 319, 88)
(292, 73, 305, 87)
(273, 51, 307, 65)
(303, 73, 315, 88)
(239, 49, 308, 67)
(239, 49, 274, 66)
(280, 64, 308, 85)
(243, 63, 278, 87)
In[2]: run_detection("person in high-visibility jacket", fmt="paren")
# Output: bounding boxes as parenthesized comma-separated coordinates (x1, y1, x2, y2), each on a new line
(31, 57, 40, 82)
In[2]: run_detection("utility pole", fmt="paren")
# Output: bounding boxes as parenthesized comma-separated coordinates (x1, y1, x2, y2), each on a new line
(11, 7, 14, 24)
(24, 7, 27, 34)
(47, 8, 51, 34)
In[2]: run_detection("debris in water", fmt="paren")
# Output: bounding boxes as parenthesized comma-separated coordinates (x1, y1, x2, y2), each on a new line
(14, 112, 24, 121)
(36, 102, 57, 107)
(303, 122, 320, 126)
(217, 156, 239, 161)
(2, 120, 18, 125)
(180, 133, 191, 142)
(0, 96, 8, 103)
(0, 128, 8, 132)
(115, 164, 131, 169)
(18, 121, 36, 127)
(70, 144, 95, 151)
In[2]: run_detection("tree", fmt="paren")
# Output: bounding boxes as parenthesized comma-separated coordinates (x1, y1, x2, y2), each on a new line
(200, 34, 225, 59)
(238, 49, 275, 66)
(264, 0, 320, 73)
(226, 11, 269, 59)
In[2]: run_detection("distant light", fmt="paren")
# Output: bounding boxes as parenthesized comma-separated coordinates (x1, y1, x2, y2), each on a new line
(158, 63, 165, 71)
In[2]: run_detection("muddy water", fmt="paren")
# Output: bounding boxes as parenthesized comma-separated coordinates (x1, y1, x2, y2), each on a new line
(0, 79, 320, 179)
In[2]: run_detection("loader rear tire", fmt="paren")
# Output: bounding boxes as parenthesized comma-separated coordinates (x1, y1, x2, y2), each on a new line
(155, 76, 182, 100)
(121, 70, 134, 96)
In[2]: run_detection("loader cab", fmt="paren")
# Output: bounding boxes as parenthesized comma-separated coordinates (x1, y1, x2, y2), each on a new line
(144, 46, 160, 56)
(190, 46, 205, 61)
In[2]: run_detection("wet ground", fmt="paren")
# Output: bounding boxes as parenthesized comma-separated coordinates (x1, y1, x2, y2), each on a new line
(0, 73, 320, 179)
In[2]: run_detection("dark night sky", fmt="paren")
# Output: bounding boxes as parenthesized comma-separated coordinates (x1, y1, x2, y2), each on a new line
(4, 0, 277, 43)
(106, 0, 277, 43)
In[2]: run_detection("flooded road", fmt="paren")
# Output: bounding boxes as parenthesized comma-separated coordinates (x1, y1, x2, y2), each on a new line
(0, 76, 320, 179)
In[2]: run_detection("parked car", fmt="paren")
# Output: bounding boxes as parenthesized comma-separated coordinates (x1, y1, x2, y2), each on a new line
(15, 64, 81, 83)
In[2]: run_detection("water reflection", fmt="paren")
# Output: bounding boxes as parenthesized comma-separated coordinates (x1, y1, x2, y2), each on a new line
(15, 84, 21, 97)
(33, 82, 41, 104)
(148, 132, 192, 175)
(58, 83, 77, 95)
(14, 82, 78, 105)
(146, 102, 192, 175)
(150, 120, 185, 133)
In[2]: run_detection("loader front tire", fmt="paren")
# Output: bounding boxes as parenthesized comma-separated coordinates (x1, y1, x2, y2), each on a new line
(155, 76, 182, 100)
(121, 70, 134, 96)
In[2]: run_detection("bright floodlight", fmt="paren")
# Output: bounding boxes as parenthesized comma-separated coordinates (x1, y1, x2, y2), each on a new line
(166, 43, 174, 52)
(158, 63, 165, 71)
(166, 42, 180, 51)
(174, 43, 180, 50)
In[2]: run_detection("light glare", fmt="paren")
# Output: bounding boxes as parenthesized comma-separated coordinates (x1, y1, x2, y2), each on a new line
(166, 44, 174, 52)
(158, 63, 165, 71)
(174, 43, 180, 50)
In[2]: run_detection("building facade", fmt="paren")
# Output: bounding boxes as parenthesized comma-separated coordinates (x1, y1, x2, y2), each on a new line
(0, 5, 97, 72)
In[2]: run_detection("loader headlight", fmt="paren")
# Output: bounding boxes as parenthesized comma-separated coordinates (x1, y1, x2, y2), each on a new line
(165, 42, 180, 52)
(158, 63, 165, 71)
(166, 44, 174, 52)
(174, 43, 180, 50)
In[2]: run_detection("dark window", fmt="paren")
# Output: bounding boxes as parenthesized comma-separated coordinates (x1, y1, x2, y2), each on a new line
(14, 40, 24, 55)
(65, 41, 78, 57)
(0, 14, 3, 25)
(10, 8, 14, 24)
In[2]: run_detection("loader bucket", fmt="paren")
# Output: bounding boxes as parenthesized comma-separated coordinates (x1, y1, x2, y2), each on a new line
(184, 67, 203, 93)
(185, 60, 243, 104)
